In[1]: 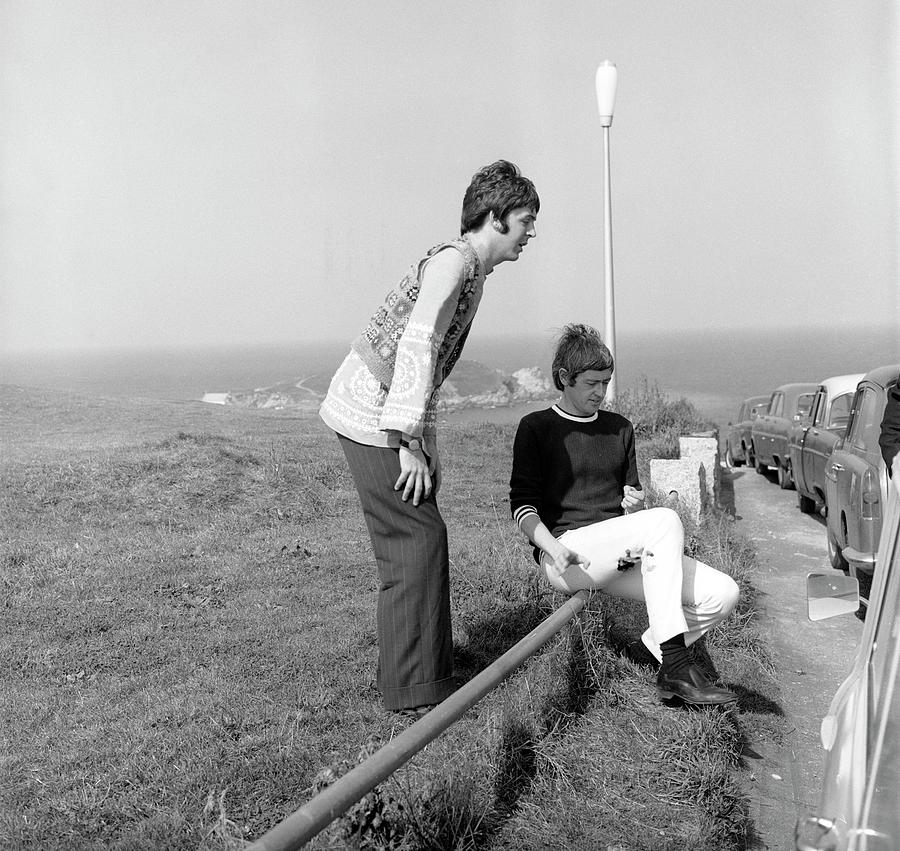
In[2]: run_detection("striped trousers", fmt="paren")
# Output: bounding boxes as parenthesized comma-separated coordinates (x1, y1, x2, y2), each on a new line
(337, 434, 456, 710)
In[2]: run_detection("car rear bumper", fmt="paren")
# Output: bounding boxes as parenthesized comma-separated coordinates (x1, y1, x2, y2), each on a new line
(843, 546, 876, 574)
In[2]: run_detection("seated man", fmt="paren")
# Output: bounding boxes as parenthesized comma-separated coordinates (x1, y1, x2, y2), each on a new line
(509, 323, 740, 706)
(879, 378, 900, 477)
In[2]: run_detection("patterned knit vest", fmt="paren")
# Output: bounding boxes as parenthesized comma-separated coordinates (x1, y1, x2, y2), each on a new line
(350, 238, 482, 389)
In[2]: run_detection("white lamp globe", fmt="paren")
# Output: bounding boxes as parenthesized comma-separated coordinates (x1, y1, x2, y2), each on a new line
(595, 61, 618, 127)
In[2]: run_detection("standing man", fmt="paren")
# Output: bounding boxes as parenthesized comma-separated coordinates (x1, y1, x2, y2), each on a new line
(510, 323, 741, 706)
(320, 160, 539, 716)
(880, 378, 900, 476)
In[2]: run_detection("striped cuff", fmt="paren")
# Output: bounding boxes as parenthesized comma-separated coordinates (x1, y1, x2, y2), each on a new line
(513, 505, 539, 529)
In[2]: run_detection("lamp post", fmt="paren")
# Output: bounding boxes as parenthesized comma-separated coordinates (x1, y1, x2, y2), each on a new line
(595, 60, 618, 403)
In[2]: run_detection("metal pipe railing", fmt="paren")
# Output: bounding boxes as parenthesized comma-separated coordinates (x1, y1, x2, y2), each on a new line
(247, 589, 590, 851)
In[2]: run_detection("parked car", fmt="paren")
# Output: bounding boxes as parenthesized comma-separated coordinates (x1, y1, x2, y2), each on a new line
(789, 374, 864, 515)
(794, 456, 900, 851)
(750, 382, 818, 488)
(724, 395, 770, 467)
(824, 365, 900, 581)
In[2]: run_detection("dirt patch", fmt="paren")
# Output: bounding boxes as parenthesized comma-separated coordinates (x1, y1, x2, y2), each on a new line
(727, 464, 862, 850)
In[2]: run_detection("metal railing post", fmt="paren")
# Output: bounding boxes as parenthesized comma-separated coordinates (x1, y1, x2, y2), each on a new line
(248, 589, 590, 851)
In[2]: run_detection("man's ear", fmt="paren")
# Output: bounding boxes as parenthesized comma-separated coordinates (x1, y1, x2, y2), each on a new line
(489, 211, 507, 234)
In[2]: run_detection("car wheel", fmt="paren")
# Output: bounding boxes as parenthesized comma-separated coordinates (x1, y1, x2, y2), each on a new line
(778, 463, 794, 490)
(797, 491, 816, 514)
(827, 531, 849, 572)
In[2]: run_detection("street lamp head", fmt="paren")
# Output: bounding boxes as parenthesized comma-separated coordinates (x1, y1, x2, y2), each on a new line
(595, 60, 617, 128)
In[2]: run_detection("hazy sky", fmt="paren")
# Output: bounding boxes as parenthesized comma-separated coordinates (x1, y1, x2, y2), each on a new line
(2, 1, 898, 354)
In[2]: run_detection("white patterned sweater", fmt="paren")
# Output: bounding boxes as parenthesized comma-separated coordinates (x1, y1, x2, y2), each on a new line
(319, 245, 485, 453)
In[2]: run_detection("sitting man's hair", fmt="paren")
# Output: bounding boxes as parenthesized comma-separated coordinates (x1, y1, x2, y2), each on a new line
(551, 323, 614, 390)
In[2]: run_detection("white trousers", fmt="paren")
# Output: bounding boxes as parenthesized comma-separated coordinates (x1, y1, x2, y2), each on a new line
(543, 507, 739, 661)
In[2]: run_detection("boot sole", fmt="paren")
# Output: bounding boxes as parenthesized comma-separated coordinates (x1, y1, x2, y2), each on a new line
(657, 686, 737, 705)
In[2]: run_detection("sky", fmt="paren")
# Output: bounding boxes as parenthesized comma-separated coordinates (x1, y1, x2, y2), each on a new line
(1, 1, 898, 354)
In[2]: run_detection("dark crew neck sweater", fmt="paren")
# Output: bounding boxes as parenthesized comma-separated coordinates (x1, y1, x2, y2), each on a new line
(509, 405, 640, 538)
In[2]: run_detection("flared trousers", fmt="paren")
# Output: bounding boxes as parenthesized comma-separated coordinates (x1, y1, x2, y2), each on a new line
(337, 434, 456, 710)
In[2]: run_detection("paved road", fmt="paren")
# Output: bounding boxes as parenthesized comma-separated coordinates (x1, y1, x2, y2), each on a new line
(726, 463, 863, 850)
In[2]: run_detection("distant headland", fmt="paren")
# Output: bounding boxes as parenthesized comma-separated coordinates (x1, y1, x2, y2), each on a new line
(201, 359, 557, 412)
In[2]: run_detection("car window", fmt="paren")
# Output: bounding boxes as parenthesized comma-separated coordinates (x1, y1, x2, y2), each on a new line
(810, 389, 827, 426)
(751, 403, 766, 419)
(846, 386, 885, 453)
(795, 393, 815, 420)
(738, 404, 748, 421)
(827, 392, 854, 430)
(770, 393, 784, 417)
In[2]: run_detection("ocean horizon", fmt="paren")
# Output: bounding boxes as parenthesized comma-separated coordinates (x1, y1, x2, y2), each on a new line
(2, 325, 898, 428)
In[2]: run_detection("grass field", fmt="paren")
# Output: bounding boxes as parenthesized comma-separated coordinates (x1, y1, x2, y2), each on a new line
(0, 383, 780, 850)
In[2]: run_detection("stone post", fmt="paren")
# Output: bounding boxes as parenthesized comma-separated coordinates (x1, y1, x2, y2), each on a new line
(648, 430, 720, 522)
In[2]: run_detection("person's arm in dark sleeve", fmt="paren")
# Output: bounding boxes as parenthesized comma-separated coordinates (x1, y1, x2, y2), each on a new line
(510, 418, 544, 526)
(880, 380, 900, 476)
(623, 420, 641, 490)
(510, 417, 591, 575)
(620, 420, 645, 512)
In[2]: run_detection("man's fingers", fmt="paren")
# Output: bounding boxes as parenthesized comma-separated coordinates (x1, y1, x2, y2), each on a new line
(412, 474, 425, 506)
(555, 550, 590, 573)
(398, 469, 432, 505)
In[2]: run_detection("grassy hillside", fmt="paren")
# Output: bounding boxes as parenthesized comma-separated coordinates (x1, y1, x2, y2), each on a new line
(0, 384, 778, 850)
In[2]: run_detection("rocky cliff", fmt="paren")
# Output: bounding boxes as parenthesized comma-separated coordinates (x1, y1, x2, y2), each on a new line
(205, 359, 556, 412)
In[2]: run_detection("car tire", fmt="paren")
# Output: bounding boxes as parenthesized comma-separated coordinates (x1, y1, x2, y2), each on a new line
(778, 463, 794, 490)
(797, 491, 817, 514)
(827, 531, 849, 572)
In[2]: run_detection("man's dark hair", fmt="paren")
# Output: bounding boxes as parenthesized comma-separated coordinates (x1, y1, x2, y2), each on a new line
(460, 159, 540, 235)
(551, 323, 614, 391)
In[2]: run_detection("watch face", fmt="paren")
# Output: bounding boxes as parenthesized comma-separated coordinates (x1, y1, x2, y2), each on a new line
(408, 439, 421, 451)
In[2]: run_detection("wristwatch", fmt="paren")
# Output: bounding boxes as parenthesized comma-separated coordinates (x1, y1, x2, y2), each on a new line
(400, 437, 422, 452)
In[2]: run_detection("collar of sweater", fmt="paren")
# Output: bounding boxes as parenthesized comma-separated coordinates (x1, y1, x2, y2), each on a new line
(552, 404, 599, 423)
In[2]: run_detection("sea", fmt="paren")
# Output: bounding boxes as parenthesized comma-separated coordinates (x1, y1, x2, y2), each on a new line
(2, 326, 898, 429)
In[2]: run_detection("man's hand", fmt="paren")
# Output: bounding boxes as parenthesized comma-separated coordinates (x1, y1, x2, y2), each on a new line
(545, 544, 590, 577)
(621, 485, 645, 513)
(395, 446, 432, 506)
